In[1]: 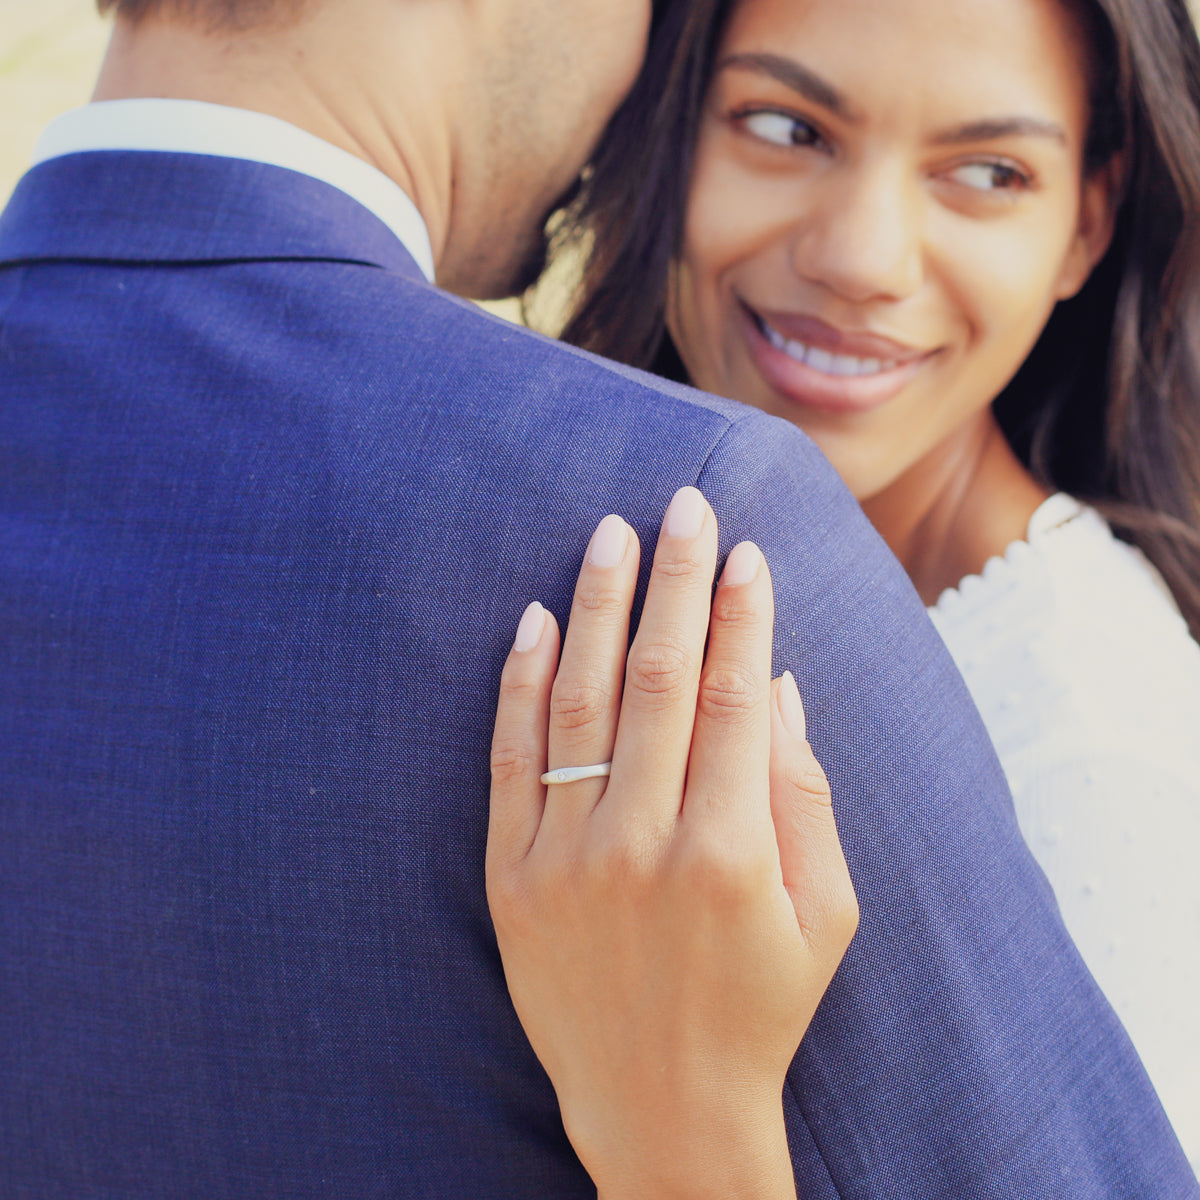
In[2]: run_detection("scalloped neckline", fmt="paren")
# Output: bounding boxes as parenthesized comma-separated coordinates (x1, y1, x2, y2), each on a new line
(928, 493, 1085, 617)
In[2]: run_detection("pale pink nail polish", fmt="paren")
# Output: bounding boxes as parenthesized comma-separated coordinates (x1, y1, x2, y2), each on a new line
(664, 486, 706, 539)
(777, 671, 807, 741)
(514, 602, 547, 652)
(721, 541, 761, 586)
(587, 514, 628, 568)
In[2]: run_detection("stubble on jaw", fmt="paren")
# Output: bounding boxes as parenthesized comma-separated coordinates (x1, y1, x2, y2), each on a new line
(437, 3, 597, 300)
(460, 189, 559, 302)
(496, 174, 586, 301)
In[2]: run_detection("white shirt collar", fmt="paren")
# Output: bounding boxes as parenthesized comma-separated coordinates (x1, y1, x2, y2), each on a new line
(33, 99, 435, 282)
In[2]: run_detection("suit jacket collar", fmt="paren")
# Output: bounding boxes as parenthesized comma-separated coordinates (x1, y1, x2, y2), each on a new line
(0, 150, 426, 281)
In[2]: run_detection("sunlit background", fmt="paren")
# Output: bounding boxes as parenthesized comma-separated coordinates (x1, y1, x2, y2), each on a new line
(0, 0, 110, 203)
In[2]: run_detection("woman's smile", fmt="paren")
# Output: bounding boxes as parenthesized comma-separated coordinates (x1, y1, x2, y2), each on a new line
(739, 301, 937, 414)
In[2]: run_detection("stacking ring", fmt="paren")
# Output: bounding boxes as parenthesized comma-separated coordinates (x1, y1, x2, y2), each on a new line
(540, 762, 613, 786)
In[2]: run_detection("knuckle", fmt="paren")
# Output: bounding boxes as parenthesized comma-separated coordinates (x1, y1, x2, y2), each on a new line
(494, 845, 584, 934)
(485, 866, 534, 934)
(497, 670, 540, 708)
(778, 754, 831, 802)
(709, 587, 761, 632)
(583, 826, 661, 891)
(489, 738, 538, 784)
(696, 664, 760, 723)
(549, 677, 610, 731)
(796, 869, 861, 956)
(678, 830, 767, 904)
(572, 578, 627, 618)
(485, 866, 519, 915)
(626, 638, 693, 701)
(651, 550, 709, 583)
(836, 883, 862, 946)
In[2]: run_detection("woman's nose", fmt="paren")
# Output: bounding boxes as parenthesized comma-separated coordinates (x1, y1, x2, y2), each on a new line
(790, 162, 924, 303)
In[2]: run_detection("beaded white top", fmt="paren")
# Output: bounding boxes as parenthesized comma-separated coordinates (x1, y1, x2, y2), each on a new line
(930, 492, 1200, 1170)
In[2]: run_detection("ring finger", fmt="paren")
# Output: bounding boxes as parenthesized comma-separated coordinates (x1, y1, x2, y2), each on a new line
(542, 513, 641, 833)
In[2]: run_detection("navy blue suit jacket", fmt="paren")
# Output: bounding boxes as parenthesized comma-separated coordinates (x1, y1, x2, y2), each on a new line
(1, 151, 1194, 1198)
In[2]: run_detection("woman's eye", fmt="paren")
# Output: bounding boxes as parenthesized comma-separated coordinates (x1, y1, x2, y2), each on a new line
(741, 111, 820, 149)
(948, 161, 1030, 192)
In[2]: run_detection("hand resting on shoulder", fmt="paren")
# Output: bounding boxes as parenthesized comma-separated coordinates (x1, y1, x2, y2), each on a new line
(488, 486, 859, 1200)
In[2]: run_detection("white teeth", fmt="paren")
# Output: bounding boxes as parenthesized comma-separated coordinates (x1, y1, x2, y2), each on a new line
(830, 353, 870, 377)
(807, 346, 836, 374)
(761, 320, 897, 377)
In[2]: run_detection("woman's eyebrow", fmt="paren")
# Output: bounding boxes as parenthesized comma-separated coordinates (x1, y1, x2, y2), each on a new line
(716, 52, 859, 122)
(716, 53, 1070, 149)
(931, 117, 1068, 145)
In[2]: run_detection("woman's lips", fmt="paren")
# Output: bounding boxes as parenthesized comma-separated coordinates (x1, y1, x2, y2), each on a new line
(742, 304, 935, 415)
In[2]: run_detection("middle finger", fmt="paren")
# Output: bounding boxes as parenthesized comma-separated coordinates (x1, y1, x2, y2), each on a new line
(605, 486, 718, 828)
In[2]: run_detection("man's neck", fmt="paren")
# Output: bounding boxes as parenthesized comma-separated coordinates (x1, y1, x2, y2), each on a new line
(92, 8, 454, 273)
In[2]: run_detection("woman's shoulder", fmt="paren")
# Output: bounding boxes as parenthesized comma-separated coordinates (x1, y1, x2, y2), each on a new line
(928, 492, 1200, 773)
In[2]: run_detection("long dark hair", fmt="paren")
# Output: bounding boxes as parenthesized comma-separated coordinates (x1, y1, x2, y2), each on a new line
(531, 0, 730, 350)
(547, 0, 1200, 641)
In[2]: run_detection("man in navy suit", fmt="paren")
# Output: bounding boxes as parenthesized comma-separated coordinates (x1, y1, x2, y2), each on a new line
(1, 0, 1194, 1195)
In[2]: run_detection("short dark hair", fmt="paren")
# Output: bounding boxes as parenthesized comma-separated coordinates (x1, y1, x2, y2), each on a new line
(554, 0, 1200, 642)
(95, 0, 297, 28)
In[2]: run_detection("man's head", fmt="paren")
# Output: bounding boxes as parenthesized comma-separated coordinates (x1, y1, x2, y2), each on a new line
(93, 0, 653, 298)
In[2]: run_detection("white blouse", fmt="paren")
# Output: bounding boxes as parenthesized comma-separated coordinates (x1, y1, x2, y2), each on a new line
(929, 493, 1200, 1171)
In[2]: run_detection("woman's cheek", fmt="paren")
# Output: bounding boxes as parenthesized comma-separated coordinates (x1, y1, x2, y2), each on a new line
(932, 216, 1062, 368)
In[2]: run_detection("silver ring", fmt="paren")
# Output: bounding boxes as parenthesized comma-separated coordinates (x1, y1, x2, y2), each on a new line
(540, 761, 613, 786)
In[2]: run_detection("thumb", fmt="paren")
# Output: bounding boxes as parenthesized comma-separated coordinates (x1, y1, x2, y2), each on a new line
(768, 673, 860, 958)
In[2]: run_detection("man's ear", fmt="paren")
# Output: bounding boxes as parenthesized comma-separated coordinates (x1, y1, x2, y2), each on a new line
(1055, 154, 1125, 301)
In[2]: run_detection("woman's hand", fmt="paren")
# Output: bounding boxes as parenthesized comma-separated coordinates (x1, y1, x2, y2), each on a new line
(487, 487, 859, 1200)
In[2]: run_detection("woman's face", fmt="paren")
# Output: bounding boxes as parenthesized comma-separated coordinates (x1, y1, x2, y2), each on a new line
(669, 0, 1116, 500)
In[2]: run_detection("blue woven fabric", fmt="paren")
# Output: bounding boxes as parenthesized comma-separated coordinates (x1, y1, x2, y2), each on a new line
(1, 151, 1193, 1198)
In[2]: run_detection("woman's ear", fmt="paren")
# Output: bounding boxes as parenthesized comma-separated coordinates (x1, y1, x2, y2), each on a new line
(1055, 154, 1125, 300)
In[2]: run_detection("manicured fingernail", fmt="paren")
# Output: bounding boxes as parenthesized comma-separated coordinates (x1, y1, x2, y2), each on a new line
(664, 486, 706, 540)
(721, 541, 761, 586)
(514, 601, 547, 652)
(777, 671, 807, 742)
(587, 514, 628, 568)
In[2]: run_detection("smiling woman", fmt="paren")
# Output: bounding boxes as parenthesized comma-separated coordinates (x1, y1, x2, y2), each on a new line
(529, 0, 1200, 1171)
(670, 0, 1121, 594)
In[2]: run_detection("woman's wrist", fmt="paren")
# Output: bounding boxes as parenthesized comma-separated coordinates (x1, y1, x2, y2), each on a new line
(578, 1097, 798, 1200)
